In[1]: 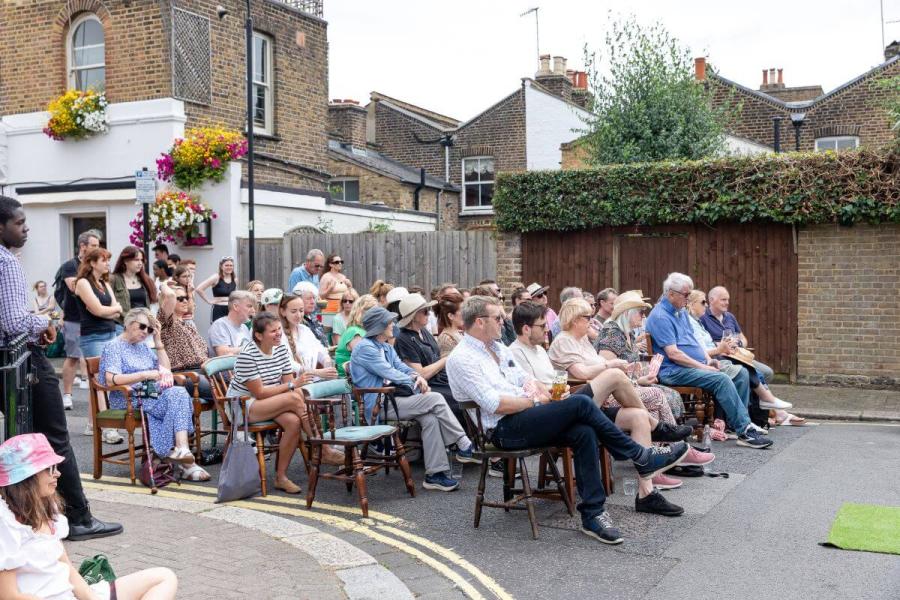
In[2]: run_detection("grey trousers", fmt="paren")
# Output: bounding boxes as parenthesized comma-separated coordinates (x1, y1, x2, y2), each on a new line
(753, 359, 774, 383)
(394, 392, 469, 475)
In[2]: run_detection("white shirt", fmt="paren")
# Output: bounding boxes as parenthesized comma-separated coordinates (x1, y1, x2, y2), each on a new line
(0, 499, 73, 600)
(508, 339, 556, 384)
(279, 322, 330, 373)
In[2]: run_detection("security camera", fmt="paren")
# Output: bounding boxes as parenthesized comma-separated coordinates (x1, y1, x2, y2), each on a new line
(216, 5, 229, 19)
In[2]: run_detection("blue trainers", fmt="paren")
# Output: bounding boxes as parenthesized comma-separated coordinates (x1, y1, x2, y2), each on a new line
(633, 441, 689, 480)
(423, 471, 460, 492)
(737, 426, 774, 449)
(581, 511, 623, 545)
(455, 446, 480, 464)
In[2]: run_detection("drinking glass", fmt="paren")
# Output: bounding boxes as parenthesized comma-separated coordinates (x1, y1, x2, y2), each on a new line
(622, 478, 637, 497)
(448, 450, 464, 480)
(551, 370, 568, 401)
(722, 328, 734, 344)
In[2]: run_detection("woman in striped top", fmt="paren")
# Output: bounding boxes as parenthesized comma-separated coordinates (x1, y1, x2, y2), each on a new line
(227, 312, 342, 494)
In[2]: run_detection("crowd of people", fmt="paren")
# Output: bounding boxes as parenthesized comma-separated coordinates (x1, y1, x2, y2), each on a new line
(0, 191, 805, 599)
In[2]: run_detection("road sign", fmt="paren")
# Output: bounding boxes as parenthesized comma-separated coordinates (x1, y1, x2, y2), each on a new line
(135, 170, 157, 205)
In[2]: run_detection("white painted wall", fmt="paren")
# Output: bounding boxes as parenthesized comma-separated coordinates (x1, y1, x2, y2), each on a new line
(724, 135, 771, 156)
(524, 81, 591, 171)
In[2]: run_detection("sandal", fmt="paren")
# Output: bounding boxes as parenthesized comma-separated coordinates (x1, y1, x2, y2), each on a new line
(274, 478, 302, 494)
(776, 412, 807, 426)
(166, 447, 196, 465)
(181, 464, 211, 481)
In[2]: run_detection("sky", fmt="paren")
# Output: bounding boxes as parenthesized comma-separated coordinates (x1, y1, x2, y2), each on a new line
(324, 0, 900, 121)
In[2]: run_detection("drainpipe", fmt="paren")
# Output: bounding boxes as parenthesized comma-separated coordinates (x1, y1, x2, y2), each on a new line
(772, 116, 783, 153)
(413, 168, 425, 212)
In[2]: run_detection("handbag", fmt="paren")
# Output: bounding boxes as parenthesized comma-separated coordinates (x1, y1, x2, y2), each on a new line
(139, 456, 178, 489)
(216, 398, 262, 503)
(78, 554, 116, 584)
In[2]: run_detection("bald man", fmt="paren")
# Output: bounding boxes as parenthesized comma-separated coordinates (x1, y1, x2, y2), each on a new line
(699, 286, 774, 382)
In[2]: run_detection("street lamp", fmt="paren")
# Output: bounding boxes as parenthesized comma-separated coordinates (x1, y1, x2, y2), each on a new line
(790, 112, 806, 152)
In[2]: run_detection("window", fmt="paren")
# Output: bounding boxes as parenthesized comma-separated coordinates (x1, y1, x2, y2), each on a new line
(68, 15, 105, 91)
(815, 136, 859, 152)
(329, 179, 359, 202)
(252, 32, 274, 134)
(462, 157, 494, 211)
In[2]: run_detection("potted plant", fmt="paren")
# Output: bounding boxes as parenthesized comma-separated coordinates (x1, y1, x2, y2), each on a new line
(129, 190, 217, 247)
(43, 90, 109, 141)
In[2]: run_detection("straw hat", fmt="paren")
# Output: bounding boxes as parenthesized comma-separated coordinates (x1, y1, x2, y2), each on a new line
(610, 290, 652, 321)
(725, 346, 756, 369)
(397, 293, 438, 328)
(526, 282, 548, 297)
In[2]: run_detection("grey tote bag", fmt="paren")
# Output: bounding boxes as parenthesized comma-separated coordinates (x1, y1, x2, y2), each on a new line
(216, 398, 262, 503)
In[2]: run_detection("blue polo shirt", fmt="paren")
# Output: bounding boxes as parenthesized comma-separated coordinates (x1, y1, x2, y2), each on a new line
(699, 309, 742, 343)
(646, 297, 708, 377)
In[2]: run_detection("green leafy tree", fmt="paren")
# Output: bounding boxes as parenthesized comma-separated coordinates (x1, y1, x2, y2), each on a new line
(581, 16, 738, 165)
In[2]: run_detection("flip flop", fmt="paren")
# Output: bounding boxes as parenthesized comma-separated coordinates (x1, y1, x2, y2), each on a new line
(776, 412, 807, 426)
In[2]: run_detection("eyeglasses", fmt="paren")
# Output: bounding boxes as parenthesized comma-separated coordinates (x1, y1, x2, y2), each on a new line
(136, 322, 155, 334)
(176, 296, 189, 302)
(532, 293, 545, 299)
(45, 464, 60, 476)
(670, 290, 691, 298)
(531, 321, 548, 330)
(701, 299, 708, 306)
(331, 260, 344, 265)
(341, 298, 354, 304)
(478, 314, 504, 323)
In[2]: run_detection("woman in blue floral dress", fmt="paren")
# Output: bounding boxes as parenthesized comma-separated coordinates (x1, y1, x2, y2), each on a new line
(99, 308, 210, 480)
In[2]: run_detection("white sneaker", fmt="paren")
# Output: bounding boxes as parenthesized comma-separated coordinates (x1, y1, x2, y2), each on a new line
(759, 397, 792, 410)
(83, 422, 94, 436)
(79, 378, 89, 390)
(73, 376, 82, 386)
(102, 429, 123, 444)
(747, 422, 769, 435)
(62, 394, 73, 410)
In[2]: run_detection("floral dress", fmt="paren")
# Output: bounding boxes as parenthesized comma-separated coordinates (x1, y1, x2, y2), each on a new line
(99, 338, 194, 457)
(595, 323, 684, 422)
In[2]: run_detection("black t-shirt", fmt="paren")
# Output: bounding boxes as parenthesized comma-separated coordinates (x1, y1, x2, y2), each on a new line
(395, 327, 449, 386)
(60, 258, 80, 323)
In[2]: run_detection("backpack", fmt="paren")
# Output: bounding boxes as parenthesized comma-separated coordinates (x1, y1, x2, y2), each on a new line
(52, 263, 69, 307)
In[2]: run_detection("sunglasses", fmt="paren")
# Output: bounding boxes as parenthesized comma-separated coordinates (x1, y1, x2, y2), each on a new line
(220, 256, 233, 262)
(176, 296, 189, 302)
(701, 300, 708, 306)
(136, 322, 155, 334)
(532, 293, 545, 299)
(332, 260, 344, 265)
(45, 464, 60, 476)
(341, 298, 354, 304)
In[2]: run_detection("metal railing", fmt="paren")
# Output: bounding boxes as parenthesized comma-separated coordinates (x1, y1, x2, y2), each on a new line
(0, 334, 33, 442)
(273, 0, 323, 17)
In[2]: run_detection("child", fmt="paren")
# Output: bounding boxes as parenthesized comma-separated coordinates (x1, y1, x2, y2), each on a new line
(0, 433, 178, 600)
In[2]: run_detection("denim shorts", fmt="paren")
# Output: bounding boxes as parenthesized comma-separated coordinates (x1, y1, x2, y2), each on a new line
(79, 330, 118, 358)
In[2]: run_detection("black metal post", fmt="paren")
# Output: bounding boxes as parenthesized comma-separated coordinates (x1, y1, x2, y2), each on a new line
(245, 0, 256, 280)
(141, 167, 151, 275)
(772, 116, 783, 153)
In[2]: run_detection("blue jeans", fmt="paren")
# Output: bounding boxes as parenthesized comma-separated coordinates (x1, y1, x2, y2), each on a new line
(493, 394, 644, 525)
(79, 330, 118, 359)
(660, 366, 751, 432)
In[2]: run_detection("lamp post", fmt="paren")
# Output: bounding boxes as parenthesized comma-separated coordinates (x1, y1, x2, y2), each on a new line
(244, 0, 256, 280)
(790, 112, 805, 152)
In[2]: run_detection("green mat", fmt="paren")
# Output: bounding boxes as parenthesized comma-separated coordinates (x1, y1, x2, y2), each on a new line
(824, 503, 900, 555)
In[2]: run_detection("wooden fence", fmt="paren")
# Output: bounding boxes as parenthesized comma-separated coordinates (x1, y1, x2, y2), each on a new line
(240, 231, 496, 294)
(522, 223, 798, 376)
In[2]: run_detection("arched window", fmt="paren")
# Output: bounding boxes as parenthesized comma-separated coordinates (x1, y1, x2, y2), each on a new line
(68, 15, 105, 91)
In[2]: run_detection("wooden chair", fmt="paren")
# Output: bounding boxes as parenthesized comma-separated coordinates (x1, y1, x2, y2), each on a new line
(459, 400, 573, 540)
(85, 357, 145, 484)
(203, 356, 283, 496)
(303, 379, 415, 518)
(646, 335, 713, 438)
(171, 368, 224, 457)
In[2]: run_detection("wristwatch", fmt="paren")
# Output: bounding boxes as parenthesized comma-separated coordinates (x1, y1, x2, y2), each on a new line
(287, 381, 295, 391)
(532, 396, 541, 407)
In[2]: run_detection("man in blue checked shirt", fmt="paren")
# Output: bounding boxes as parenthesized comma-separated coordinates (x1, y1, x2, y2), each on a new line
(446, 295, 689, 545)
(0, 196, 123, 541)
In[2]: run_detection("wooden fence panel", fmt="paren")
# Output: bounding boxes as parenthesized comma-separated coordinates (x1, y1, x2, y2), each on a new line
(522, 223, 797, 375)
(237, 238, 284, 291)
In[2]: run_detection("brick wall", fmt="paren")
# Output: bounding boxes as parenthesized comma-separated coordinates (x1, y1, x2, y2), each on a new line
(371, 102, 447, 181)
(494, 230, 523, 301)
(560, 139, 590, 170)
(797, 223, 900, 387)
(328, 103, 367, 148)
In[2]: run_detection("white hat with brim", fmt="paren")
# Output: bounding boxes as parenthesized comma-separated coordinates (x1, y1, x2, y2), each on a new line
(610, 290, 652, 321)
(385, 287, 410, 306)
(526, 282, 548, 297)
(397, 293, 438, 328)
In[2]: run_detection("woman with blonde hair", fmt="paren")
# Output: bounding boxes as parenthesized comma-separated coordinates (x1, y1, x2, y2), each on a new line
(331, 287, 359, 345)
(368, 280, 394, 306)
(334, 293, 379, 376)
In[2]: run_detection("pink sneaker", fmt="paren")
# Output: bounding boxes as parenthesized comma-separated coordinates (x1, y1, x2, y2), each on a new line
(652, 473, 683, 489)
(681, 446, 715, 467)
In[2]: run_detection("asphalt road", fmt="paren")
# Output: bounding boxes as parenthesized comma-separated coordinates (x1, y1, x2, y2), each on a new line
(62, 389, 900, 600)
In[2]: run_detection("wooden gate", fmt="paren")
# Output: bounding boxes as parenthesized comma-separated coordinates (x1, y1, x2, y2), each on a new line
(522, 224, 798, 376)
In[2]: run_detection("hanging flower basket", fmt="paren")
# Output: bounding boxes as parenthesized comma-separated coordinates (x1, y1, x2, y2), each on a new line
(156, 126, 248, 190)
(43, 90, 109, 141)
(129, 190, 218, 247)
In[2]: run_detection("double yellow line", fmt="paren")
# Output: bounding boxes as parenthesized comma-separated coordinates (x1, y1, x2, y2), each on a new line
(81, 474, 513, 600)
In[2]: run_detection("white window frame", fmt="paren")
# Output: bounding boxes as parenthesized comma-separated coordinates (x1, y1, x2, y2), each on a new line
(67, 14, 105, 91)
(814, 136, 859, 152)
(461, 156, 495, 214)
(329, 178, 360, 202)
(252, 31, 274, 135)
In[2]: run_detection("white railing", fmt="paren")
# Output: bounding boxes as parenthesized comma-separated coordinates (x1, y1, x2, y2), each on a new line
(273, 0, 323, 17)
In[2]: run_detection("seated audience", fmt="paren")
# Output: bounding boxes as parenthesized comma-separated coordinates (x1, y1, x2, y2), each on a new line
(700, 286, 776, 383)
(0, 433, 178, 600)
(158, 282, 214, 401)
(501, 285, 531, 345)
(550, 287, 583, 339)
(171, 266, 196, 324)
(435, 291, 464, 357)
(261, 288, 283, 314)
(447, 296, 689, 543)
(645, 273, 772, 449)
(100, 308, 210, 480)
(293, 283, 329, 346)
(246, 280, 265, 308)
(595, 288, 618, 321)
(277, 294, 337, 379)
(369, 279, 394, 307)
(335, 294, 379, 377)
(385, 286, 409, 317)
(331, 288, 359, 345)
(228, 312, 343, 493)
(525, 282, 555, 336)
(207, 290, 254, 356)
(350, 307, 477, 493)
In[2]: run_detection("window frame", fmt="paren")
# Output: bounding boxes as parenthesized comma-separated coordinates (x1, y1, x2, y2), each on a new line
(814, 136, 859, 152)
(67, 13, 106, 92)
(329, 178, 360, 203)
(460, 156, 495, 214)
(251, 31, 275, 136)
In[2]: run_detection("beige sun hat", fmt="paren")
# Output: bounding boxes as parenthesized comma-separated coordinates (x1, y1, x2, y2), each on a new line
(526, 282, 548, 297)
(609, 290, 652, 321)
(397, 293, 438, 328)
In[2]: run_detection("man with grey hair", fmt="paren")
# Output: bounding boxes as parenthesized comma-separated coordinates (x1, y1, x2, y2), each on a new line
(700, 286, 775, 383)
(549, 287, 583, 338)
(595, 288, 618, 321)
(288, 248, 324, 291)
(646, 273, 772, 449)
(447, 296, 689, 544)
(207, 290, 254, 356)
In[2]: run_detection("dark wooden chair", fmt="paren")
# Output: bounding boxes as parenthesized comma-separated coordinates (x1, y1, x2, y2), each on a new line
(459, 400, 573, 540)
(171, 367, 224, 457)
(85, 357, 145, 484)
(204, 355, 283, 496)
(646, 335, 713, 439)
(303, 378, 415, 518)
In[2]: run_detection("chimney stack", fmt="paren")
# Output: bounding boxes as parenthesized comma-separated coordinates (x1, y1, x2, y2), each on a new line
(886, 41, 900, 61)
(760, 67, 786, 91)
(694, 57, 706, 81)
(534, 53, 573, 102)
(328, 99, 368, 149)
(537, 54, 552, 77)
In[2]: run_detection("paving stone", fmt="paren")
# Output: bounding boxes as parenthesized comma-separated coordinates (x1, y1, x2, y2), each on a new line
(336, 564, 414, 600)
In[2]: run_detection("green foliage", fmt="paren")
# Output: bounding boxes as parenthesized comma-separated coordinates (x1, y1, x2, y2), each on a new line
(878, 75, 900, 136)
(580, 16, 737, 165)
(493, 148, 900, 232)
(364, 220, 393, 233)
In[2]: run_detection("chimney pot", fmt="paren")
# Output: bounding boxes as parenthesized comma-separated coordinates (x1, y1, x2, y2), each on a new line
(762, 69, 768, 86)
(769, 68, 776, 83)
(537, 54, 551, 76)
(552, 56, 566, 75)
(694, 57, 706, 81)
(777, 68, 783, 85)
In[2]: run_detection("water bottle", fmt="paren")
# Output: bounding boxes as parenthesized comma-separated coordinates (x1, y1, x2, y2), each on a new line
(701, 424, 712, 452)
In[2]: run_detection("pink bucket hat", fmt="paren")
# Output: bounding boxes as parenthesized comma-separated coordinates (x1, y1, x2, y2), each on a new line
(0, 433, 65, 486)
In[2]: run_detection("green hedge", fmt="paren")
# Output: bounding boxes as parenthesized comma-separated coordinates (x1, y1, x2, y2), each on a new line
(494, 148, 900, 232)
